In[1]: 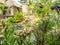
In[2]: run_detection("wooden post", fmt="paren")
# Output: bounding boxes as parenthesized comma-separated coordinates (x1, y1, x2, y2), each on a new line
(10, 7, 14, 15)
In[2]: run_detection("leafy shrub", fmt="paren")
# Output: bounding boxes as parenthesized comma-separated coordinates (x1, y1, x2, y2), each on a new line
(6, 12, 24, 23)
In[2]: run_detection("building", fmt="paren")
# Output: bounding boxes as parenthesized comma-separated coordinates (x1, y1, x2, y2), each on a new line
(0, 0, 22, 19)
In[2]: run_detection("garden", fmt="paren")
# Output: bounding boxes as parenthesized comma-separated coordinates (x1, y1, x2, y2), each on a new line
(0, 0, 60, 45)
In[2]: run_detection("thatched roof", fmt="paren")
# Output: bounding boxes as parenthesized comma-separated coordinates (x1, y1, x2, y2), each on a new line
(0, 0, 21, 7)
(5, 0, 21, 7)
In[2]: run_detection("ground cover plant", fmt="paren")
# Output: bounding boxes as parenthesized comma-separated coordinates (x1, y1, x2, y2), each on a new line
(0, 0, 60, 45)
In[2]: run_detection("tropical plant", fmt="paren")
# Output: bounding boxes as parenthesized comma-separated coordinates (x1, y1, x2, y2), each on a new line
(0, 0, 60, 45)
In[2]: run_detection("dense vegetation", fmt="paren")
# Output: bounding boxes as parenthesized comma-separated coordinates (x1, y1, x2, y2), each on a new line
(0, 0, 60, 45)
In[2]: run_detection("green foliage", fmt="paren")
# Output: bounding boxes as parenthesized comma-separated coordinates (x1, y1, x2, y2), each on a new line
(0, 0, 60, 45)
(14, 12, 24, 23)
(45, 31, 60, 45)
(6, 12, 24, 23)
(14, 25, 24, 30)
(0, 4, 7, 14)
(4, 25, 14, 45)
(53, 0, 60, 6)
